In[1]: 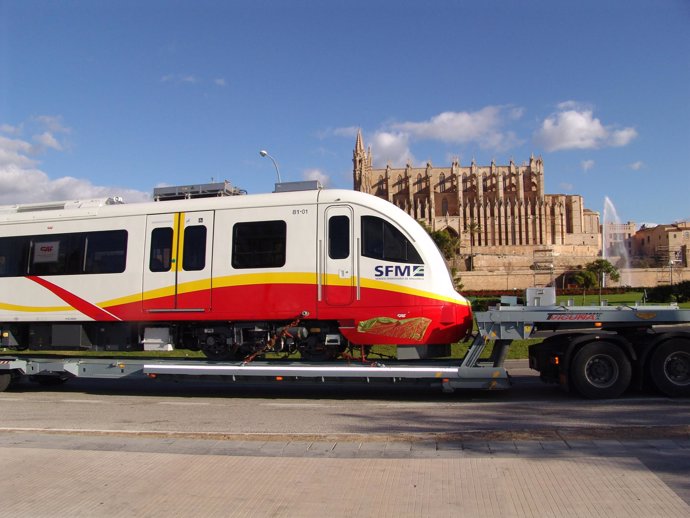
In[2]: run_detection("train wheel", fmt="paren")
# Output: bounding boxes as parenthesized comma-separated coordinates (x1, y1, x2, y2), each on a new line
(0, 373, 11, 392)
(201, 335, 236, 361)
(301, 336, 335, 362)
(649, 339, 690, 397)
(570, 341, 631, 399)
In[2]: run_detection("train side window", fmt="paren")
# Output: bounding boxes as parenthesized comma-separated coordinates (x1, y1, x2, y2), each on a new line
(0, 236, 31, 277)
(150, 228, 173, 272)
(361, 215, 422, 264)
(84, 230, 128, 274)
(182, 225, 206, 271)
(232, 220, 286, 269)
(328, 215, 350, 259)
(29, 233, 83, 276)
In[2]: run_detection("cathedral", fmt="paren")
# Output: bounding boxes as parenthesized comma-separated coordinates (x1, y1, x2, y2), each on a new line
(352, 131, 600, 271)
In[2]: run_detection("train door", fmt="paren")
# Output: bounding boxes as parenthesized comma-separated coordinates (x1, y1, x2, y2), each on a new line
(322, 205, 355, 306)
(143, 211, 214, 312)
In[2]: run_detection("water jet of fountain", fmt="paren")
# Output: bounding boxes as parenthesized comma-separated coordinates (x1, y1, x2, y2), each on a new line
(602, 196, 632, 286)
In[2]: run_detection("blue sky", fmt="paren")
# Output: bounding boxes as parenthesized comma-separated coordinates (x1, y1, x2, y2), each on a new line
(1, 0, 689, 225)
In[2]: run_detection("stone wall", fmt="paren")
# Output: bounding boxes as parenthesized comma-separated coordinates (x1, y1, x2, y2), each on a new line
(457, 267, 689, 291)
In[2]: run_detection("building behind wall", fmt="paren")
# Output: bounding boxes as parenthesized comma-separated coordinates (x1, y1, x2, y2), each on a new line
(602, 221, 636, 266)
(632, 222, 690, 267)
(353, 131, 601, 272)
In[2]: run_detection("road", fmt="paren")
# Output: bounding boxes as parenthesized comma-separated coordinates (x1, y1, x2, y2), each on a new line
(1, 360, 689, 517)
(0, 360, 688, 440)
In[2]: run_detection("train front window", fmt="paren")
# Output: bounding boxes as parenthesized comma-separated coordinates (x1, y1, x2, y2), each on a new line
(361, 215, 422, 264)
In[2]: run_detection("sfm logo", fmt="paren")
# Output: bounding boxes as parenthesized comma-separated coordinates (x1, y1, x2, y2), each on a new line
(374, 265, 425, 279)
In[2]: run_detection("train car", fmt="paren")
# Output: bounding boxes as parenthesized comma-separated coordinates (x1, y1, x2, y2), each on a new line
(0, 184, 472, 360)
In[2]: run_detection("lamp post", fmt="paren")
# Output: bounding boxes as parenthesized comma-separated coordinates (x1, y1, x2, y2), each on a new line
(259, 150, 282, 183)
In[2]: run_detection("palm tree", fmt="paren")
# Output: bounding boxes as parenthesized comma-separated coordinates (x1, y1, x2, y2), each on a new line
(585, 259, 621, 304)
(573, 270, 597, 304)
(465, 220, 481, 271)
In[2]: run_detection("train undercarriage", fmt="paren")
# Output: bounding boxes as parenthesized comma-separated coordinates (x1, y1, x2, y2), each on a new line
(0, 319, 353, 362)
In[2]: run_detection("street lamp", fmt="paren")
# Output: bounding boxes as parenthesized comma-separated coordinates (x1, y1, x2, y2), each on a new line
(259, 150, 282, 183)
(669, 259, 677, 286)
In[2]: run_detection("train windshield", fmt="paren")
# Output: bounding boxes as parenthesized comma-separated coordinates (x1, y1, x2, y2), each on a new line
(361, 216, 422, 264)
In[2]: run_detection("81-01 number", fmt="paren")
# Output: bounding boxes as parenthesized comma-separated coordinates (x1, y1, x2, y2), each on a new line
(292, 209, 309, 215)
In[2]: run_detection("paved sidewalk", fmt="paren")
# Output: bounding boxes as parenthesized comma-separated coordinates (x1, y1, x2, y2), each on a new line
(0, 432, 689, 517)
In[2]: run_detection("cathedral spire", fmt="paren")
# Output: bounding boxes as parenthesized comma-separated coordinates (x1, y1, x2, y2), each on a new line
(355, 128, 364, 155)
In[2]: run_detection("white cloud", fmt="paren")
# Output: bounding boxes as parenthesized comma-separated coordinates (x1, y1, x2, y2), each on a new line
(0, 124, 21, 136)
(390, 106, 523, 151)
(534, 103, 638, 152)
(331, 106, 524, 165)
(33, 132, 63, 151)
(629, 161, 644, 170)
(303, 168, 330, 187)
(560, 182, 574, 192)
(369, 131, 416, 168)
(581, 159, 595, 171)
(32, 115, 69, 134)
(0, 136, 36, 169)
(609, 127, 638, 147)
(0, 117, 149, 206)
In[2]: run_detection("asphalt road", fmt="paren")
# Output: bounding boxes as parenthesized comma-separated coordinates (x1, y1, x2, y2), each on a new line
(2, 359, 689, 516)
(0, 360, 688, 441)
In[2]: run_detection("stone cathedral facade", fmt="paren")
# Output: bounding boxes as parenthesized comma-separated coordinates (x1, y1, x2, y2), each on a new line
(353, 131, 601, 271)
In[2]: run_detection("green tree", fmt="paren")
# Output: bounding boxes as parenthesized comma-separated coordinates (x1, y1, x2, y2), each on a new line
(465, 220, 481, 271)
(418, 222, 464, 292)
(419, 222, 459, 260)
(585, 259, 621, 304)
(573, 270, 598, 304)
(431, 228, 459, 260)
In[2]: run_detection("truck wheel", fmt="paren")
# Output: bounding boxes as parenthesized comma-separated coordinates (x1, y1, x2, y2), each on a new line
(0, 373, 11, 392)
(649, 339, 690, 397)
(571, 342, 632, 399)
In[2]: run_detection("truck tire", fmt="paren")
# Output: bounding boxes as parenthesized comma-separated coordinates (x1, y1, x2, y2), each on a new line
(570, 341, 632, 399)
(0, 373, 11, 392)
(649, 339, 690, 397)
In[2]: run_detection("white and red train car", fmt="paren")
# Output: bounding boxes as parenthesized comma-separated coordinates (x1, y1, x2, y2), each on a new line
(0, 186, 472, 360)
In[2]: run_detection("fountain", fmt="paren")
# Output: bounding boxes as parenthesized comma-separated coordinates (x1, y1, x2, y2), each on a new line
(602, 196, 632, 286)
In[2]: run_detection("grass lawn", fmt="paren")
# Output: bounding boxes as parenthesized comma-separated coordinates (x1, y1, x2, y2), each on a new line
(556, 291, 643, 306)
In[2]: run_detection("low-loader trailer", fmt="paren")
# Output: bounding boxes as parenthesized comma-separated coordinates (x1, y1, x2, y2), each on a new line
(2, 289, 689, 399)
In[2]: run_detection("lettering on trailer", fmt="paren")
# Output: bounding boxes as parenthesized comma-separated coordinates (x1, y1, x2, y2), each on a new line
(547, 313, 602, 321)
(374, 264, 425, 280)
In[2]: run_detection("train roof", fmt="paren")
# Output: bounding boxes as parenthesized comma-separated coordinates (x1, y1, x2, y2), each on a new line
(0, 189, 403, 224)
